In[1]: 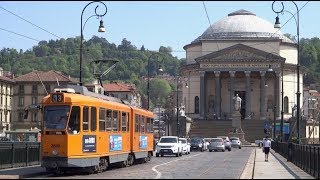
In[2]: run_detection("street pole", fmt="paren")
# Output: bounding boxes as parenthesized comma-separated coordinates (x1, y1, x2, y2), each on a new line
(272, 1, 300, 144)
(79, 1, 107, 86)
(176, 75, 180, 137)
(147, 52, 163, 110)
(274, 105, 276, 140)
(280, 64, 284, 142)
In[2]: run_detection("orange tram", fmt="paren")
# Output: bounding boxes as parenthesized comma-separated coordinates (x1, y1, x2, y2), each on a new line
(35, 84, 154, 174)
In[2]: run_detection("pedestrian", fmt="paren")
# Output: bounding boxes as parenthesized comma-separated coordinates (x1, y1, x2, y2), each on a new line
(263, 136, 271, 162)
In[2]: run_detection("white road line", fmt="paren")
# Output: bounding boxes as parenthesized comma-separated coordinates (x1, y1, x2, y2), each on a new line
(152, 154, 201, 179)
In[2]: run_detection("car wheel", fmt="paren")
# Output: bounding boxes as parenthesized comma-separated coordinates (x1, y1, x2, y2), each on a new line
(179, 152, 182, 156)
(156, 153, 159, 157)
(228, 148, 231, 151)
(222, 149, 225, 152)
(239, 146, 241, 149)
(161, 154, 164, 157)
(209, 150, 212, 152)
(175, 153, 179, 157)
(201, 148, 204, 152)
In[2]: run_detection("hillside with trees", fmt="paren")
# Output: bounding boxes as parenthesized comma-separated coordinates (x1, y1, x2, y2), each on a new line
(1, 35, 320, 108)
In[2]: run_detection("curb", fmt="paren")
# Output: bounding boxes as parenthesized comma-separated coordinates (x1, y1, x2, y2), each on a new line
(239, 147, 256, 179)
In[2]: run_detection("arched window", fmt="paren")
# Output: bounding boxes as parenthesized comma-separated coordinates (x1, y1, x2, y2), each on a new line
(195, 96, 199, 114)
(284, 96, 289, 113)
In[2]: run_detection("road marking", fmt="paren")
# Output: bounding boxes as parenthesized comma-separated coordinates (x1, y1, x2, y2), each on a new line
(152, 154, 201, 179)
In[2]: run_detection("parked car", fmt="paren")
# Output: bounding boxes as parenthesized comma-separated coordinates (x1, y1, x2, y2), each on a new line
(203, 138, 213, 150)
(208, 137, 225, 152)
(190, 137, 207, 152)
(230, 137, 242, 149)
(155, 136, 183, 157)
(179, 138, 190, 155)
(217, 136, 231, 151)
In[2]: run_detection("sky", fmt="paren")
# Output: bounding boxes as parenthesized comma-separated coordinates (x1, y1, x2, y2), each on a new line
(0, 1, 319, 59)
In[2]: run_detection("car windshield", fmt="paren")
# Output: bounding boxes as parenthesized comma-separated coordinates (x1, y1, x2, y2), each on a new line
(230, 137, 239, 141)
(180, 139, 187, 143)
(212, 139, 222, 142)
(204, 139, 211, 142)
(160, 137, 177, 143)
(44, 105, 70, 130)
(191, 139, 201, 143)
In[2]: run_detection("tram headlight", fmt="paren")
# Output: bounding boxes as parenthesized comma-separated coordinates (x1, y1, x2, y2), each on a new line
(52, 149, 58, 155)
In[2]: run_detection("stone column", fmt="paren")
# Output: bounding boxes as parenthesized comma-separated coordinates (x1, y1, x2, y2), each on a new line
(275, 71, 281, 119)
(200, 71, 205, 119)
(229, 71, 235, 119)
(260, 71, 266, 121)
(245, 71, 251, 120)
(214, 71, 221, 119)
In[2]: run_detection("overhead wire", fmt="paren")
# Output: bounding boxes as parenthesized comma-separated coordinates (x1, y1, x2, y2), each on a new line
(0, 27, 40, 42)
(202, 1, 220, 51)
(0, 2, 311, 59)
(0, 6, 62, 39)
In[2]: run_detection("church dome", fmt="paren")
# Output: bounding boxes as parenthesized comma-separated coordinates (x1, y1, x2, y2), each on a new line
(192, 9, 293, 44)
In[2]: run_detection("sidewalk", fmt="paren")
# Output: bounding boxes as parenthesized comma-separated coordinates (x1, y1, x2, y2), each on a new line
(242, 147, 315, 179)
(0, 165, 46, 179)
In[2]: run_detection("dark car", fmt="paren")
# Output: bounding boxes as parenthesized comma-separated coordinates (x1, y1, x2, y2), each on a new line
(190, 138, 206, 152)
(0, 136, 10, 141)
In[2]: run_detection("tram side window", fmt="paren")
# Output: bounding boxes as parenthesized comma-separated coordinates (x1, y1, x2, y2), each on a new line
(150, 118, 154, 133)
(83, 106, 89, 131)
(99, 108, 106, 131)
(68, 106, 80, 134)
(91, 107, 97, 132)
(113, 111, 119, 131)
(135, 114, 139, 132)
(140, 116, 145, 133)
(106, 109, 112, 131)
(121, 112, 128, 132)
(146, 118, 151, 133)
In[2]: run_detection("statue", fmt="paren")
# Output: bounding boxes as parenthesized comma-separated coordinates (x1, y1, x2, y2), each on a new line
(233, 94, 242, 111)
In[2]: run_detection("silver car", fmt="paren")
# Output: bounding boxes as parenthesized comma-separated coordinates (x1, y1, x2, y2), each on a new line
(230, 137, 242, 149)
(208, 138, 225, 152)
(217, 136, 232, 151)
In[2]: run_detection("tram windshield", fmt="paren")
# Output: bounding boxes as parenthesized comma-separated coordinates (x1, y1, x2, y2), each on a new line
(44, 105, 70, 130)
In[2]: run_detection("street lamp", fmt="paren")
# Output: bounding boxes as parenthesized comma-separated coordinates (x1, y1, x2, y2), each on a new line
(272, 1, 300, 143)
(79, 1, 107, 86)
(265, 65, 277, 140)
(176, 75, 180, 137)
(147, 52, 163, 110)
(266, 63, 284, 141)
(175, 75, 189, 137)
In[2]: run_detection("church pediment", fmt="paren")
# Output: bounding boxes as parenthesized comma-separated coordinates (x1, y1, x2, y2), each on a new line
(195, 43, 285, 63)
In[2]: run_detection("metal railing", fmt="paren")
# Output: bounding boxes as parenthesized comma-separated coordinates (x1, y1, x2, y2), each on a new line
(0, 142, 41, 169)
(272, 141, 320, 178)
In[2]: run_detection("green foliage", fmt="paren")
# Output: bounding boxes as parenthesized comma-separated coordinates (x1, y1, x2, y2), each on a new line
(149, 78, 172, 107)
(0, 36, 182, 108)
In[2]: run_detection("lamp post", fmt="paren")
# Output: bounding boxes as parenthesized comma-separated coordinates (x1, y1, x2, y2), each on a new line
(272, 1, 300, 143)
(176, 75, 180, 137)
(79, 1, 107, 86)
(147, 52, 163, 110)
(266, 65, 277, 140)
(280, 63, 284, 142)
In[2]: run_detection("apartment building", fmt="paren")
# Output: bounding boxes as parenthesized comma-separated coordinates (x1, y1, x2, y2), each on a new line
(0, 68, 15, 136)
(103, 81, 142, 108)
(12, 70, 74, 130)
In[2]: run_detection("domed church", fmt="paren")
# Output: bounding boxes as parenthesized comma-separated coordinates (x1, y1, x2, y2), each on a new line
(180, 10, 303, 141)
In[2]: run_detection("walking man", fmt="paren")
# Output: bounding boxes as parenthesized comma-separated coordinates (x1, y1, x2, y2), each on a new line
(263, 136, 271, 162)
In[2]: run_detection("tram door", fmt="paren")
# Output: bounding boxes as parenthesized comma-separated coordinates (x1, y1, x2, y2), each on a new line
(235, 91, 246, 119)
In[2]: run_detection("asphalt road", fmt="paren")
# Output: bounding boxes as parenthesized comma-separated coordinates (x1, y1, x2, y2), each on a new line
(27, 147, 253, 179)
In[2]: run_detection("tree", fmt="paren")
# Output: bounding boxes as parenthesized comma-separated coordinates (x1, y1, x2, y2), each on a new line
(149, 78, 172, 108)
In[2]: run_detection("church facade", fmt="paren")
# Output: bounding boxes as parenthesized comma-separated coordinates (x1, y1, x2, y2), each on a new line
(180, 10, 303, 123)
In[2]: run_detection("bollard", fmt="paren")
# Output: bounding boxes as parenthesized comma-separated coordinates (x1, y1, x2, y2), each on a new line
(287, 142, 292, 162)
